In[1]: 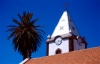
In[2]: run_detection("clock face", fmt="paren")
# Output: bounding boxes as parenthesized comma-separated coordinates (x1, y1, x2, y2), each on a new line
(77, 38, 82, 46)
(55, 37, 62, 45)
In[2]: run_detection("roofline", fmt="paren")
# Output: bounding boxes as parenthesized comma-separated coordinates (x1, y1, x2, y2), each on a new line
(20, 46, 100, 64)
(30, 46, 100, 60)
(19, 58, 30, 64)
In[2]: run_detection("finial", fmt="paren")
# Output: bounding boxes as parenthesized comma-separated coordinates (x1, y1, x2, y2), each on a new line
(64, 3, 68, 11)
(47, 34, 51, 39)
(69, 29, 71, 33)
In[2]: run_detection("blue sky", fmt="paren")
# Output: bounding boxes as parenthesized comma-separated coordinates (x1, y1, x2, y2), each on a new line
(0, 0, 100, 64)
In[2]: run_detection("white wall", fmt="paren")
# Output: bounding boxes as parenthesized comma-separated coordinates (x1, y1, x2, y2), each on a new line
(73, 39, 85, 50)
(48, 39, 69, 56)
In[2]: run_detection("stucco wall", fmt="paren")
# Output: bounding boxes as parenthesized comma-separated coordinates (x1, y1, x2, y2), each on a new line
(73, 39, 85, 50)
(48, 39, 69, 56)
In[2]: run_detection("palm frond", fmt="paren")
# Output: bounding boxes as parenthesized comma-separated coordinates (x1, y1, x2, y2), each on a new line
(12, 19, 21, 25)
(31, 18, 40, 25)
(17, 13, 22, 21)
(7, 25, 17, 27)
(6, 28, 16, 32)
(23, 11, 26, 17)
(27, 12, 33, 20)
(35, 28, 45, 34)
(8, 32, 15, 39)
(35, 25, 45, 28)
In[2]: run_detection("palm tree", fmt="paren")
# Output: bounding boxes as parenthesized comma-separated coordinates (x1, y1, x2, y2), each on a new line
(6, 12, 45, 60)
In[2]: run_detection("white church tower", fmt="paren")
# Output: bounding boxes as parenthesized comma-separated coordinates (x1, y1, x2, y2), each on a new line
(46, 11, 87, 56)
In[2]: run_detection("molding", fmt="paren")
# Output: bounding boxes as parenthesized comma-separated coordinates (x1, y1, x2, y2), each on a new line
(46, 33, 72, 43)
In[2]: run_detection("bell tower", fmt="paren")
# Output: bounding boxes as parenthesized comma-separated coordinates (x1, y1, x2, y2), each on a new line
(46, 11, 87, 56)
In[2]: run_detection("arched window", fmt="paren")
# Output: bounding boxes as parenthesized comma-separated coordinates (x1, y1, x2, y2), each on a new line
(55, 48, 62, 54)
(72, 27, 75, 30)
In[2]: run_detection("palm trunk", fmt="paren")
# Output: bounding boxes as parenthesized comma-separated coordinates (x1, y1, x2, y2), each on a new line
(23, 50, 31, 60)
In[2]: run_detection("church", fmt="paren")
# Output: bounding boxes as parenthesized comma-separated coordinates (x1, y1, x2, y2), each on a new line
(46, 10, 87, 56)
(20, 10, 100, 64)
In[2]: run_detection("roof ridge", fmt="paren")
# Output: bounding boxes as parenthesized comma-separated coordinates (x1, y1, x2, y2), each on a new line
(70, 46, 100, 53)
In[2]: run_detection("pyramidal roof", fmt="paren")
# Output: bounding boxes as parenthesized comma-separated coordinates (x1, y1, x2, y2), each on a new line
(51, 11, 80, 37)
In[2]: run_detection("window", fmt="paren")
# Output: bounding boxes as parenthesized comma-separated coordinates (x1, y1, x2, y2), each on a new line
(55, 48, 62, 54)
(72, 27, 75, 30)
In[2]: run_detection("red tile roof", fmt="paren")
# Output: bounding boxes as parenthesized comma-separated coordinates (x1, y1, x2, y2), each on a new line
(25, 47, 100, 64)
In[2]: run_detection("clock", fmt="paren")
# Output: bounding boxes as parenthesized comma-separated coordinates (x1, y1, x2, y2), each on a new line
(77, 38, 82, 46)
(55, 37, 62, 45)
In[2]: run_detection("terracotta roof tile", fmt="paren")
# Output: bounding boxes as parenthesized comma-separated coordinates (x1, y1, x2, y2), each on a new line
(25, 47, 100, 64)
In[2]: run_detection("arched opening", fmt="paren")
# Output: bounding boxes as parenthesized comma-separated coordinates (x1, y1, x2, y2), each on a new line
(55, 48, 62, 54)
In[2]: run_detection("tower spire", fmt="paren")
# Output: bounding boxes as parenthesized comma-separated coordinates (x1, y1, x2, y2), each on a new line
(51, 11, 80, 37)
